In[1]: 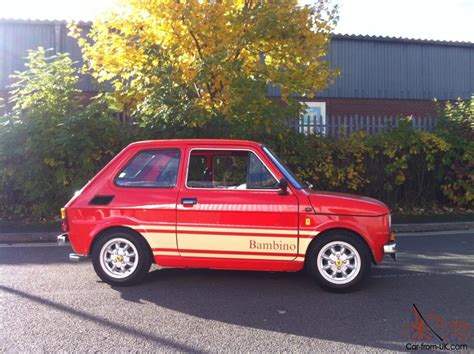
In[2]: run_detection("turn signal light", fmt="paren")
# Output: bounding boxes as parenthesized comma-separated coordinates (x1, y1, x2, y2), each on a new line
(389, 232, 396, 242)
(60, 208, 68, 232)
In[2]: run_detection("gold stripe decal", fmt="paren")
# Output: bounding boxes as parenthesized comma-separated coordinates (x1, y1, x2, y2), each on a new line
(177, 253, 300, 261)
(152, 251, 306, 262)
(126, 223, 318, 237)
(177, 225, 297, 235)
(153, 251, 180, 256)
(141, 232, 177, 249)
(126, 224, 318, 261)
(177, 204, 299, 213)
(123, 224, 176, 231)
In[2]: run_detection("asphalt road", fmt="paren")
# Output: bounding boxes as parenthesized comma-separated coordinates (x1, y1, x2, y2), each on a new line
(1, 231, 473, 352)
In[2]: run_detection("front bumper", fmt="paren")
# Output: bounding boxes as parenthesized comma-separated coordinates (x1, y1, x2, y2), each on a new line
(383, 242, 397, 261)
(57, 233, 87, 262)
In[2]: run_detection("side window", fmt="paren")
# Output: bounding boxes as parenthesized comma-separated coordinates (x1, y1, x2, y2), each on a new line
(213, 155, 248, 188)
(186, 150, 278, 190)
(187, 155, 210, 188)
(116, 149, 180, 188)
(248, 153, 280, 189)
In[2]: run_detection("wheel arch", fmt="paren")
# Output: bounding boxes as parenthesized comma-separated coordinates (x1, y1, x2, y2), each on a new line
(90, 226, 154, 263)
(305, 227, 376, 264)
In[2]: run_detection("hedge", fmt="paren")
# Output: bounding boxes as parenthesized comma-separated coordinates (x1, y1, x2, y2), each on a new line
(0, 49, 472, 221)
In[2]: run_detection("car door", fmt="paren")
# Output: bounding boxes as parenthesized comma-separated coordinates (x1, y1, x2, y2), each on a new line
(176, 145, 299, 261)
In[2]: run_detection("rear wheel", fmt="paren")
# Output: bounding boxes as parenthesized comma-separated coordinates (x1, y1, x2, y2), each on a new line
(306, 230, 371, 292)
(92, 229, 152, 286)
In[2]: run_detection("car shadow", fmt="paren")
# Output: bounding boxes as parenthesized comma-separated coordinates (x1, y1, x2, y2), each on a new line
(3, 237, 473, 350)
(111, 247, 474, 351)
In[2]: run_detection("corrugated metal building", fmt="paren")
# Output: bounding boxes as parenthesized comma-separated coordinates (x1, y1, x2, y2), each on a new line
(269, 34, 473, 121)
(1, 19, 473, 121)
(0, 19, 93, 92)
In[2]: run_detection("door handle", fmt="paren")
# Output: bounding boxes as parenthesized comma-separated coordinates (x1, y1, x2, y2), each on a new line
(181, 198, 198, 206)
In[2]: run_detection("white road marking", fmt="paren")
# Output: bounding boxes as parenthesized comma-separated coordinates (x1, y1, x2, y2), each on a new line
(395, 229, 474, 237)
(372, 270, 474, 278)
(0, 242, 69, 248)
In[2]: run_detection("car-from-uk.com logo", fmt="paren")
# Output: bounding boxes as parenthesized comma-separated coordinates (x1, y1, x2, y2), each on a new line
(403, 304, 471, 351)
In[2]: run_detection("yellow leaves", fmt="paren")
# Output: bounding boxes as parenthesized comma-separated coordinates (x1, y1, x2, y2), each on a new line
(44, 157, 59, 167)
(394, 173, 406, 185)
(75, 0, 338, 117)
(67, 22, 82, 39)
(92, 153, 102, 161)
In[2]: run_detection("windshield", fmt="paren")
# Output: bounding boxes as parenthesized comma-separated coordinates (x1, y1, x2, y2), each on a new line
(262, 146, 303, 190)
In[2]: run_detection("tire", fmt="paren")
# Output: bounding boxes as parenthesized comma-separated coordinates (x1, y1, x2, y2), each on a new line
(92, 229, 152, 286)
(306, 230, 371, 292)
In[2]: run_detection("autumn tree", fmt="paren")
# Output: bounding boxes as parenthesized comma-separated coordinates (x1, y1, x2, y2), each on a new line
(72, 0, 338, 137)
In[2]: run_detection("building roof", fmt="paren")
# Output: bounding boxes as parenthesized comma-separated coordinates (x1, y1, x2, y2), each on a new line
(332, 33, 474, 48)
(0, 18, 91, 26)
(1, 18, 473, 100)
(1, 18, 473, 47)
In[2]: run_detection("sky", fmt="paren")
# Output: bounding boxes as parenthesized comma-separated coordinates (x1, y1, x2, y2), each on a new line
(1, 0, 473, 42)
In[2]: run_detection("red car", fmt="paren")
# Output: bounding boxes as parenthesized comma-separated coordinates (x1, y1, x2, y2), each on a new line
(58, 139, 396, 291)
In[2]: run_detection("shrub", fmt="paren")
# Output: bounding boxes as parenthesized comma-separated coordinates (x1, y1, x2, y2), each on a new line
(364, 118, 450, 206)
(0, 48, 472, 221)
(0, 49, 129, 220)
(435, 97, 474, 207)
(258, 122, 450, 208)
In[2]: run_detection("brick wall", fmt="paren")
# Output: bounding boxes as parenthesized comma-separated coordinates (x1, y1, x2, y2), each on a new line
(1, 90, 443, 118)
(304, 97, 440, 117)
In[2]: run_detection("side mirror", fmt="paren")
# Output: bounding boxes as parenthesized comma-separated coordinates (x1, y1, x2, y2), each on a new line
(278, 177, 289, 195)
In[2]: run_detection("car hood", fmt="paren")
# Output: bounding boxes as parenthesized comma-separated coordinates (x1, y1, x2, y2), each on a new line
(305, 190, 389, 216)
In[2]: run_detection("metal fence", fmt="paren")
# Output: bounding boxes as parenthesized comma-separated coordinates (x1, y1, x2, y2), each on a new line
(294, 114, 437, 138)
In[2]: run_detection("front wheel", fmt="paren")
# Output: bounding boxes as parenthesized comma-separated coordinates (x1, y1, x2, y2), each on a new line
(92, 229, 152, 286)
(306, 231, 371, 292)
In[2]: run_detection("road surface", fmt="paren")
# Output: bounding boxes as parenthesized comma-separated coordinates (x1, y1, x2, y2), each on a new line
(1, 231, 473, 352)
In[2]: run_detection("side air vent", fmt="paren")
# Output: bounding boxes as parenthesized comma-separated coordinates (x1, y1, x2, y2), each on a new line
(89, 195, 115, 206)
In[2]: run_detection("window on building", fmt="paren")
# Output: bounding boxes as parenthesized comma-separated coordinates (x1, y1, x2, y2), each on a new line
(299, 102, 326, 135)
(187, 150, 279, 190)
(116, 149, 181, 188)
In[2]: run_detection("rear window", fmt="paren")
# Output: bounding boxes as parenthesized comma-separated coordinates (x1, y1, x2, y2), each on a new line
(115, 149, 181, 188)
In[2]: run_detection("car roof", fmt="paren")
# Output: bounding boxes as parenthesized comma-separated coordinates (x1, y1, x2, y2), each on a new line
(127, 139, 262, 149)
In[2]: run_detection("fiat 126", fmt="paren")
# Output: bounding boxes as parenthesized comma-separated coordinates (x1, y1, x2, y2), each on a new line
(58, 139, 396, 292)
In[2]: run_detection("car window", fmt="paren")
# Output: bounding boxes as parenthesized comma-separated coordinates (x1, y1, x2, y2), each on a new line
(116, 149, 180, 188)
(247, 153, 280, 189)
(187, 155, 210, 188)
(262, 146, 303, 189)
(213, 155, 248, 188)
(187, 150, 278, 189)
